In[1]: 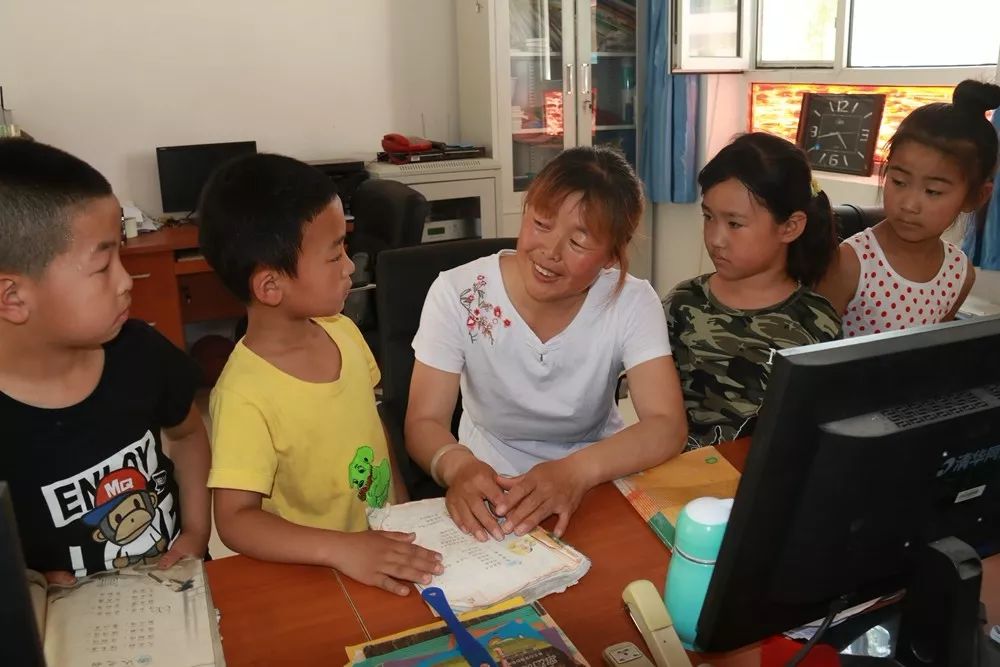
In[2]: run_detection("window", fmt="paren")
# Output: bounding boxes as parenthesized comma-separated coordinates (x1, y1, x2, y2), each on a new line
(672, 0, 751, 71)
(673, 0, 1000, 71)
(849, 0, 1000, 67)
(757, 0, 837, 68)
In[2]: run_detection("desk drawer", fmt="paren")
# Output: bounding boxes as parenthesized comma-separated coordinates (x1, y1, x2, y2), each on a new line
(120, 252, 184, 347)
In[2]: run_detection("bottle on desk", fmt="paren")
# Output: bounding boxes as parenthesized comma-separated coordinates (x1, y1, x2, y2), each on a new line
(663, 496, 734, 649)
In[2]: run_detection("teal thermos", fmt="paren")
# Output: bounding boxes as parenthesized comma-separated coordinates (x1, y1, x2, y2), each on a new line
(663, 496, 734, 649)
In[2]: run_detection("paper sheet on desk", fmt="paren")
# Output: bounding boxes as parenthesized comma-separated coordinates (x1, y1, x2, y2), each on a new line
(368, 498, 590, 612)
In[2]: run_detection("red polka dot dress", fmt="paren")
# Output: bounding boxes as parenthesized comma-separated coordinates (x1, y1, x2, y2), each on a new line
(842, 228, 968, 338)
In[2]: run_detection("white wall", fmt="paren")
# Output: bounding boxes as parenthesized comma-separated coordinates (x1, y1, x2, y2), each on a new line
(0, 0, 459, 215)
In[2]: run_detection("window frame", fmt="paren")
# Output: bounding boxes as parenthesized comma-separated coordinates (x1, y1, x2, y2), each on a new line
(672, 0, 999, 78)
(671, 0, 753, 72)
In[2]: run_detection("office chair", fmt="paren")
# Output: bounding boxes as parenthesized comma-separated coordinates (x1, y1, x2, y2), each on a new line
(832, 204, 883, 241)
(375, 237, 517, 500)
(341, 179, 430, 363)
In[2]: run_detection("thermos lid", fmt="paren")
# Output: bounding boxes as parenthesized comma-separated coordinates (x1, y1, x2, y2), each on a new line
(674, 497, 734, 563)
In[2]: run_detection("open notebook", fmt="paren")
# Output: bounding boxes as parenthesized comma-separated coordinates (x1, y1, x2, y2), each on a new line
(368, 498, 590, 612)
(28, 558, 225, 667)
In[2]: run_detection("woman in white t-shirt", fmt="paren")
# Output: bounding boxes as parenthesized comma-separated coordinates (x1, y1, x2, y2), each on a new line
(406, 146, 687, 543)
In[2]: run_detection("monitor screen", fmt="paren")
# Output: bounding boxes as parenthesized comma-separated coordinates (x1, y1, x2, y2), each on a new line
(0, 482, 45, 666)
(155, 141, 256, 214)
(693, 315, 1000, 655)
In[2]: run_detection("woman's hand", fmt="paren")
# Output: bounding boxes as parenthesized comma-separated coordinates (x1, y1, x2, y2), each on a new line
(442, 453, 508, 542)
(494, 457, 593, 539)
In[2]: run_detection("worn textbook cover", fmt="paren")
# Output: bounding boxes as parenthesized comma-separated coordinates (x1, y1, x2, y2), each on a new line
(28, 557, 224, 667)
(345, 599, 588, 667)
(614, 446, 741, 549)
(368, 498, 590, 612)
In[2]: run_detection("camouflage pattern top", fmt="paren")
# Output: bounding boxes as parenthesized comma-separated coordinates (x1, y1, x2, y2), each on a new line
(663, 274, 841, 450)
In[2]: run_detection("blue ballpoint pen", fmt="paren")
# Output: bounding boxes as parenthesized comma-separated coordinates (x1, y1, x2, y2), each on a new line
(421, 587, 498, 667)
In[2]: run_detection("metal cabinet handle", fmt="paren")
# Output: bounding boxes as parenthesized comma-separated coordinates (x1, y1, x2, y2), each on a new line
(565, 63, 574, 96)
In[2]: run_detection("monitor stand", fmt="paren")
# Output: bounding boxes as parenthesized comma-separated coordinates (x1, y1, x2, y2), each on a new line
(837, 537, 999, 667)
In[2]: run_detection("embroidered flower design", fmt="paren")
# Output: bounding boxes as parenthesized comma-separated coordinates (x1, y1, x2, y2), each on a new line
(458, 276, 509, 344)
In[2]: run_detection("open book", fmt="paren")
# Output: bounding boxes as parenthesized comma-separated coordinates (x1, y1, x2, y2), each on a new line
(368, 498, 590, 612)
(614, 446, 741, 549)
(28, 558, 225, 667)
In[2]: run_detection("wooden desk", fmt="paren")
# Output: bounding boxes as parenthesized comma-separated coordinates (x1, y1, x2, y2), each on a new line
(120, 220, 354, 348)
(340, 441, 757, 664)
(207, 439, 999, 665)
(205, 556, 366, 666)
(120, 225, 243, 348)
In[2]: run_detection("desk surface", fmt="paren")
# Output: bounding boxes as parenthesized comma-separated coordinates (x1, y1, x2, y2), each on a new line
(206, 439, 999, 666)
(205, 557, 365, 665)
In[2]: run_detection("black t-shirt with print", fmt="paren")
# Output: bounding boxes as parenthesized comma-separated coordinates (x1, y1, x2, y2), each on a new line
(0, 320, 200, 576)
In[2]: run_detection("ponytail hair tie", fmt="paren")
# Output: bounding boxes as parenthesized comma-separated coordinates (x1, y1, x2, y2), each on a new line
(810, 177, 822, 199)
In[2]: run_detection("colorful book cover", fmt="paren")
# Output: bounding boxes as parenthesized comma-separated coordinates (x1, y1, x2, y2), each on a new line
(613, 446, 741, 549)
(346, 601, 587, 667)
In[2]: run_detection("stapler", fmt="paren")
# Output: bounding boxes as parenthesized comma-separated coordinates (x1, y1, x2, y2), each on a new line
(622, 580, 694, 667)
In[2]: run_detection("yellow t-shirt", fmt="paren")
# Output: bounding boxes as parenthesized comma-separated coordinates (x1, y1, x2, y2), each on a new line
(207, 316, 392, 532)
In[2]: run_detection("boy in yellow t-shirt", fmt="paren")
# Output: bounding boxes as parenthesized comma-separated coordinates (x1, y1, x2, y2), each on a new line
(199, 154, 442, 596)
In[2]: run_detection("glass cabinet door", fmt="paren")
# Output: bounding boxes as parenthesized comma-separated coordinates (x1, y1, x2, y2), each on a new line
(578, 0, 637, 168)
(508, 0, 571, 193)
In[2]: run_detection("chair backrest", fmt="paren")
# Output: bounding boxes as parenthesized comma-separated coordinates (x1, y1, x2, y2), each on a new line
(350, 179, 429, 251)
(832, 204, 883, 241)
(375, 237, 517, 497)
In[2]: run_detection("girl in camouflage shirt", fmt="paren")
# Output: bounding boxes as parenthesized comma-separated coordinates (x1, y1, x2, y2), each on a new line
(663, 133, 842, 449)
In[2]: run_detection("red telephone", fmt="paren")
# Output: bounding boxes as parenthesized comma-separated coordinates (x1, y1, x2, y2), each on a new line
(382, 133, 432, 153)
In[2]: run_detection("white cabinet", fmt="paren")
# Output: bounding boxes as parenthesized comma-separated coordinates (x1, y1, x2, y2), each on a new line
(457, 0, 641, 237)
(366, 159, 501, 241)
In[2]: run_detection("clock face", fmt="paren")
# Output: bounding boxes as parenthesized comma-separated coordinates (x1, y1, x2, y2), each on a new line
(798, 93, 885, 176)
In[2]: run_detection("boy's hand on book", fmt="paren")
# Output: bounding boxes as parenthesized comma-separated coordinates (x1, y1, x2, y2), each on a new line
(158, 530, 209, 569)
(338, 531, 444, 596)
(443, 457, 507, 542)
(495, 458, 589, 539)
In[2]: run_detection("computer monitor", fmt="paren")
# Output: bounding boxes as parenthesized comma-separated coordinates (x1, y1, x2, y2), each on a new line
(155, 140, 257, 215)
(0, 482, 46, 666)
(694, 315, 1000, 665)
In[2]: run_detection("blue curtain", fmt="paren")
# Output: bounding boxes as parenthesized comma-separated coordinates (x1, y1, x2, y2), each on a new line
(639, 0, 700, 204)
(961, 107, 1000, 269)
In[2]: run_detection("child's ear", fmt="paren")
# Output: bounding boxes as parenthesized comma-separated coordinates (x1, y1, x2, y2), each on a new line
(250, 268, 283, 307)
(778, 211, 807, 244)
(963, 180, 993, 213)
(0, 275, 30, 325)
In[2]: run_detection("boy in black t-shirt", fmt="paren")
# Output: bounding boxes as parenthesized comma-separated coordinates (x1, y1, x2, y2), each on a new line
(0, 139, 211, 584)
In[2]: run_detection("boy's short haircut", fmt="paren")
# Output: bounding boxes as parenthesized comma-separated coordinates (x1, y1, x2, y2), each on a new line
(0, 139, 113, 276)
(198, 153, 339, 303)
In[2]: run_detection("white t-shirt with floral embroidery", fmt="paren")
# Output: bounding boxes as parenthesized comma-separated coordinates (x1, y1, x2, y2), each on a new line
(412, 250, 672, 475)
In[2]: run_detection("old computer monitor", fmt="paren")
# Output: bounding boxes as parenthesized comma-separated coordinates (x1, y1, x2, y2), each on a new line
(0, 482, 46, 666)
(155, 140, 256, 215)
(694, 315, 1000, 665)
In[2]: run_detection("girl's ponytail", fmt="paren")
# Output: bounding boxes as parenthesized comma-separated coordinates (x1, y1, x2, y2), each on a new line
(789, 189, 837, 287)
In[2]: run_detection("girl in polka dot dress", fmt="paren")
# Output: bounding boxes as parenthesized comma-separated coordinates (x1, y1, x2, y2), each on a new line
(819, 80, 1000, 338)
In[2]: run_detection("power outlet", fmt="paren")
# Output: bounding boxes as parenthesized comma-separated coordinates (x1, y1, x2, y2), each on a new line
(603, 642, 655, 667)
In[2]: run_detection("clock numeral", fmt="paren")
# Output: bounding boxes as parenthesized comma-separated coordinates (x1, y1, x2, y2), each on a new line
(809, 126, 818, 138)
(828, 154, 841, 167)
(836, 100, 850, 112)
(860, 128, 870, 142)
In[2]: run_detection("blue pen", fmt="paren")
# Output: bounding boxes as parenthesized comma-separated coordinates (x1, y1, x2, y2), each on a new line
(421, 587, 498, 667)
